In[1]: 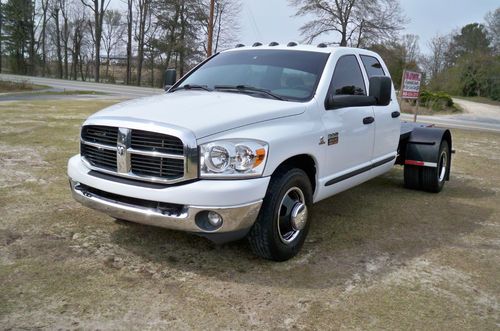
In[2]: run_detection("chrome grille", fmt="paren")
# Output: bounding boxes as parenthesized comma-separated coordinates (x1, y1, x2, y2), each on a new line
(131, 130, 184, 155)
(80, 143, 117, 171)
(131, 154, 184, 179)
(81, 126, 118, 146)
(80, 125, 194, 184)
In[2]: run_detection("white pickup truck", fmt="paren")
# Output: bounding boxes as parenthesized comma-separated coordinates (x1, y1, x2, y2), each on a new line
(68, 44, 452, 261)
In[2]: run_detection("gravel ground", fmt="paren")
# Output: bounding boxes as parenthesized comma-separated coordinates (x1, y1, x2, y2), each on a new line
(0, 98, 499, 330)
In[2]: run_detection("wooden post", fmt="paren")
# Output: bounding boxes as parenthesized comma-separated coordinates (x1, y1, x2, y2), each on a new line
(207, 0, 215, 57)
(414, 99, 419, 122)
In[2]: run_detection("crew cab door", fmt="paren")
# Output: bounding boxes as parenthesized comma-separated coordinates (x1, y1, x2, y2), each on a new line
(360, 55, 400, 163)
(321, 55, 375, 182)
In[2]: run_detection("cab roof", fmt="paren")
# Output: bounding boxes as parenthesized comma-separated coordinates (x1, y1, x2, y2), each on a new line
(222, 43, 380, 58)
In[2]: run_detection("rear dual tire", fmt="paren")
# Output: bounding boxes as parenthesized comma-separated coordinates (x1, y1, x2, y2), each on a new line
(404, 140, 450, 193)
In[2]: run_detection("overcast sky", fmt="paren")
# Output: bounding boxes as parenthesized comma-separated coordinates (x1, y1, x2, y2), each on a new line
(239, 0, 498, 53)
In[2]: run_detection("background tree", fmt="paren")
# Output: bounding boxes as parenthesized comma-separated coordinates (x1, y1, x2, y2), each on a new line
(80, 0, 110, 82)
(102, 9, 124, 81)
(485, 8, 500, 55)
(2, 0, 36, 74)
(135, 0, 152, 86)
(288, 0, 406, 47)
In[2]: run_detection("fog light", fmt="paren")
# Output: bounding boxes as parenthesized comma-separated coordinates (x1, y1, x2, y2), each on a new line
(207, 211, 223, 227)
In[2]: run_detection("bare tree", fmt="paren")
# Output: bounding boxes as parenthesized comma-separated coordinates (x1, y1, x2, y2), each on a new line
(102, 9, 124, 81)
(401, 34, 419, 64)
(51, 4, 64, 78)
(126, 0, 133, 84)
(426, 34, 449, 79)
(485, 7, 500, 55)
(289, 0, 406, 47)
(38, 0, 51, 76)
(201, 0, 240, 54)
(80, 0, 110, 82)
(135, 0, 152, 86)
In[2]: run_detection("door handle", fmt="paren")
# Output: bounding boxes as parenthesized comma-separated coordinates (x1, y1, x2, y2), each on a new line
(363, 116, 375, 125)
(391, 111, 401, 118)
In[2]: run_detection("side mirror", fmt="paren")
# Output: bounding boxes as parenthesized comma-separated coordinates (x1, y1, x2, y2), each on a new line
(164, 69, 177, 91)
(325, 94, 376, 110)
(369, 76, 392, 106)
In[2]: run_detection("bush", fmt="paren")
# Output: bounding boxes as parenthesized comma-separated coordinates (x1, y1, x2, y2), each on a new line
(419, 90, 454, 111)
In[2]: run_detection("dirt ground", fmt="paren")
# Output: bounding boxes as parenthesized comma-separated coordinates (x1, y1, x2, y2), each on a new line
(0, 98, 499, 330)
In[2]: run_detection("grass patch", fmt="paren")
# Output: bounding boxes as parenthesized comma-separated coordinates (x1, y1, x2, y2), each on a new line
(0, 79, 49, 92)
(0, 99, 499, 329)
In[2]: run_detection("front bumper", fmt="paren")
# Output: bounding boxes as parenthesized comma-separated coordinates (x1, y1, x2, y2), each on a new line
(67, 155, 269, 240)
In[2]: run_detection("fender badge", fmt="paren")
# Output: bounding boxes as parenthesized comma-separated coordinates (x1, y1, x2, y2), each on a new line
(319, 136, 326, 145)
(328, 132, 339, 145)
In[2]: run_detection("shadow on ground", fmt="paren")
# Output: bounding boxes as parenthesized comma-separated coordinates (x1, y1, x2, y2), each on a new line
(109, 171, 494, 289)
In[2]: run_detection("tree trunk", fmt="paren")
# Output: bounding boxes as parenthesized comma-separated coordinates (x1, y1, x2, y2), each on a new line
(126, 0, 132, 85)
(53, 9, 63, 78)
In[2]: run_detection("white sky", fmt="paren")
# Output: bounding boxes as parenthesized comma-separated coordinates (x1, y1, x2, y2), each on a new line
(110, 0, 499, 54)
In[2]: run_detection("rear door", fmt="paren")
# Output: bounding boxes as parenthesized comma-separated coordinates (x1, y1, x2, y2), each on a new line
(321, 54, 375, 181)
(360, 55, 400, 163)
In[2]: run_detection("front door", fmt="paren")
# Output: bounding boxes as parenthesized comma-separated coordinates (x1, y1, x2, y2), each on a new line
(321, 54, 375, 184)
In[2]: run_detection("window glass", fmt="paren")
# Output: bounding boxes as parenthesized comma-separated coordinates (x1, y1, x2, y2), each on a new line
(180, 50, 330, 101)
(360, 55, 385, 78)
(329, 55, 366, 96)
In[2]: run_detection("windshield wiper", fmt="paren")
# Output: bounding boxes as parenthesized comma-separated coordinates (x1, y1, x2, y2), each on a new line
(171, 84, 212, 92)
(214, 85, 285, 101)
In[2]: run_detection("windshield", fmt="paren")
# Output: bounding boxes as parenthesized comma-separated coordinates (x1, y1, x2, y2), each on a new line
(177, 50, 330, 101)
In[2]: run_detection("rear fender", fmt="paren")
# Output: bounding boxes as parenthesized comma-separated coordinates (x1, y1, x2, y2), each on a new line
(405, 127, 452, 180)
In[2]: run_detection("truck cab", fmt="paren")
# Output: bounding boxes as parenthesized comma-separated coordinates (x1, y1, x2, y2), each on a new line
(68, 44, 451, 261)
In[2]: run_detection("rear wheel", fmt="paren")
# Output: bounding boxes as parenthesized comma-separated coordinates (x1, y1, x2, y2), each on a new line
(247, 168, 313, 261)
(422, 140, 450, 192)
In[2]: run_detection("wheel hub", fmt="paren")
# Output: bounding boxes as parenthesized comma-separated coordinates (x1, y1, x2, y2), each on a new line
(290, 202, 308, 231)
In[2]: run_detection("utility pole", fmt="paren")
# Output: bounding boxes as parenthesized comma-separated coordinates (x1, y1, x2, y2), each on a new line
(207, 0, 215, 57)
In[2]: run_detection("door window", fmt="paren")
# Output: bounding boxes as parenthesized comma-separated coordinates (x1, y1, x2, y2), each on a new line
(328, 55, 366, 96)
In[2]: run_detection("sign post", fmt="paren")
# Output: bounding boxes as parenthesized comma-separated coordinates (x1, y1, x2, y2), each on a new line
(400, 70, 423, 122)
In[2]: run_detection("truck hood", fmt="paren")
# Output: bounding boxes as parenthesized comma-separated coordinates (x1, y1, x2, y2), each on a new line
(89, 90, 305, 138)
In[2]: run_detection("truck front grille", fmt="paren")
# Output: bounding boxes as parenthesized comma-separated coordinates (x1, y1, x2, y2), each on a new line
(80, 125, 194, 184)
(81, 125, 118, 146)
(131, 130, 184, 155)
(80, 143, 117, 171)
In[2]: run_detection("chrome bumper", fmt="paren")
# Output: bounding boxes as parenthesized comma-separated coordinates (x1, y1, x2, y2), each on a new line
(70, 180, 262, 234)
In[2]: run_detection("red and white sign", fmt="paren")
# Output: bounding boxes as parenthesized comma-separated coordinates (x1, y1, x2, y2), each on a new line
(401, 70, 422, 99)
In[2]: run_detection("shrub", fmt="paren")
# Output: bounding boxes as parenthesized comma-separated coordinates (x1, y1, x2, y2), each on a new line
(419, 90, 454, 111)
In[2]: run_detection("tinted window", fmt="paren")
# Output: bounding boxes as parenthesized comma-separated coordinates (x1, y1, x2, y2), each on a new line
(329, 55, 366, 96)
(179, 50, 330, 101)
(360, 55, 385, 78)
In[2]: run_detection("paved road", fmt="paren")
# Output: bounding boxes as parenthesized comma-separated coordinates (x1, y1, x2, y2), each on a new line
(402, 98, 500, 133)
(2, 73, 499, 132)
(0, 73, 163, 98)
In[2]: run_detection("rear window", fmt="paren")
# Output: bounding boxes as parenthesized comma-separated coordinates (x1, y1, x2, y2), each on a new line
(360, 55, 385, 78)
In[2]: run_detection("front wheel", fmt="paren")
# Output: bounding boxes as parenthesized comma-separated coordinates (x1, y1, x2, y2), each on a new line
(247, 168, 313, 261)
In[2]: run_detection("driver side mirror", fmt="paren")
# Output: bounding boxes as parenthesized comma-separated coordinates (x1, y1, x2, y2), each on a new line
(164, 69, 177, 91)
(369, 76, 392, 106)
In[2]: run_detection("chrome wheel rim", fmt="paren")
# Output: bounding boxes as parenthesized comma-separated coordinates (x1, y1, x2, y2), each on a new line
(438, 150, 448, 182)
(277, 187, 307, 244)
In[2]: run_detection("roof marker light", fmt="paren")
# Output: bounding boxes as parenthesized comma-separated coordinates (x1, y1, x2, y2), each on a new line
(269, 42, 279, 46)
(235, 44, 245, 48)
(252, 42, 263, 47)
(287, 42, 298, 47)
(317, 43, 327, 48)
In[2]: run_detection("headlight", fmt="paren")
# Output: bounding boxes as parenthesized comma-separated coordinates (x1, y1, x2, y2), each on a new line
(200, 140, 268, 178)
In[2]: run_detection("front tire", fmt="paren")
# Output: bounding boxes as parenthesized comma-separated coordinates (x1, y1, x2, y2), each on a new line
(247, 168, 313, 261)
